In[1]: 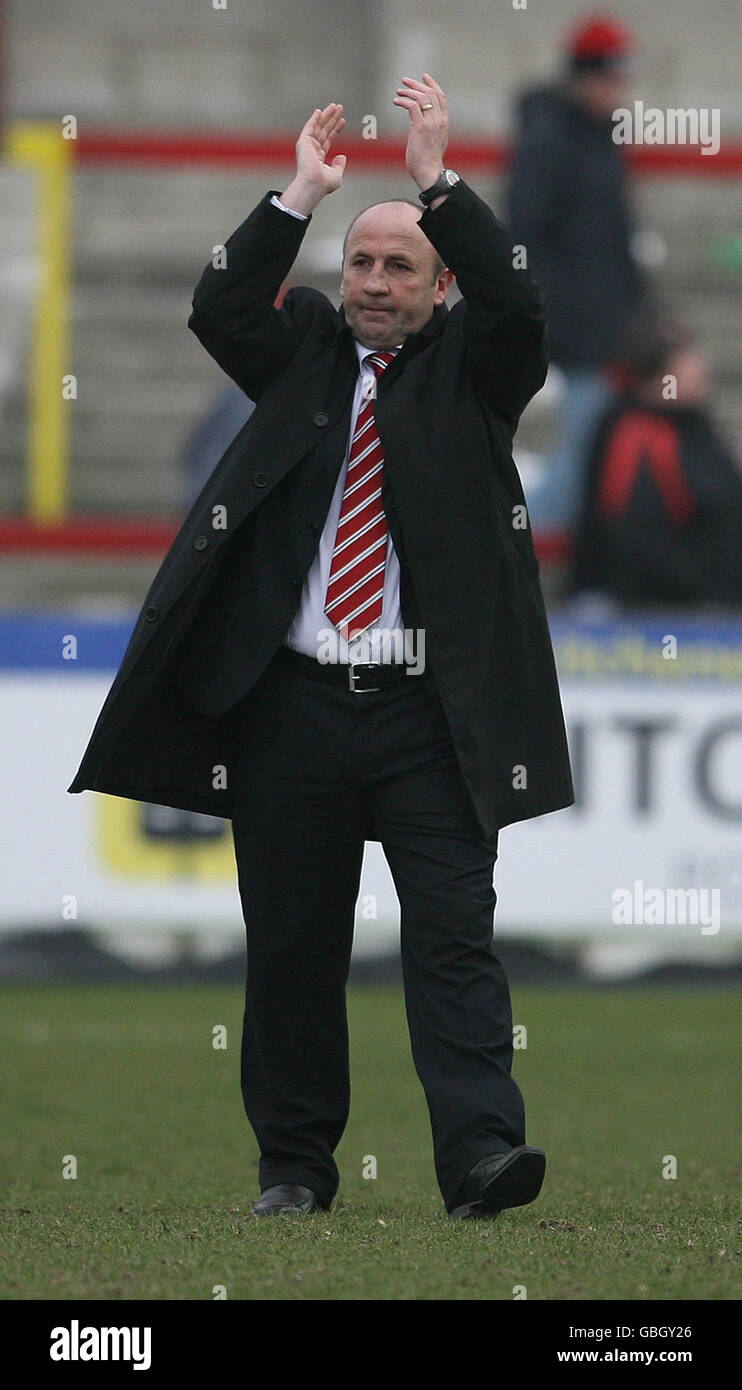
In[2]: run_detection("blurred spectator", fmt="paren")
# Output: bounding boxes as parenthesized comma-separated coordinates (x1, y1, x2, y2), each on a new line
(507, 12, 649, 531)
(570, 312, 742, 607)
(180, 383, 255, 510)
(179, 281, 296, 508)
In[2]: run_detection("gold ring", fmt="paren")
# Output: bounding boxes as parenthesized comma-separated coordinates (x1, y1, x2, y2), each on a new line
(421, 103, 434, 111)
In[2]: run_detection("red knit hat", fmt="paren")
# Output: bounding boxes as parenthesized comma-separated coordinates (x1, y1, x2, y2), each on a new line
(567, 13, 636, 69)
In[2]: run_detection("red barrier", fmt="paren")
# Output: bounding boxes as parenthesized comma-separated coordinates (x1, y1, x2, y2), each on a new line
(0, 515, 571, 562)
(0, 517, 178, 555)
(74, 129, 742, 176)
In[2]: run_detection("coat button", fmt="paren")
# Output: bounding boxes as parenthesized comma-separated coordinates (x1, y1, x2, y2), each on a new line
(313, 411, 329, 427)
(253, 471, 269, 487)
(290, 576, 300, 587)
(194, 535, 209, 550)
(309, 522, 320, 534)
(144, 605, 159, 622)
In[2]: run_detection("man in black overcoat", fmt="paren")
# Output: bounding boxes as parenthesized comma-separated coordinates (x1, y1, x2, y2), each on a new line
(69, 75, 574, 1219)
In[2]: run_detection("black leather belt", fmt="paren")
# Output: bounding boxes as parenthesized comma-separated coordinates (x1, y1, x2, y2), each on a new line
(273, 643, 421, 693)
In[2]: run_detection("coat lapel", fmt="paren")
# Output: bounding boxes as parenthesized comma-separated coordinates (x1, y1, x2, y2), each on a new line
(193, 298, 452, 541)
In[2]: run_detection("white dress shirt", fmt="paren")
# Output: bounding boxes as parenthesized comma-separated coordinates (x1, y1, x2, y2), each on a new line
(270, 195, 406, 665)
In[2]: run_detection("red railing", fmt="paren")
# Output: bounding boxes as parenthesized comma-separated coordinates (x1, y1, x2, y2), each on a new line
(74, 129, 742, 176)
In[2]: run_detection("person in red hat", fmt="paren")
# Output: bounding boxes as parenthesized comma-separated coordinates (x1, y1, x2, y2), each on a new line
(568, 13, 637, 117)
(507, 11, 650, 533)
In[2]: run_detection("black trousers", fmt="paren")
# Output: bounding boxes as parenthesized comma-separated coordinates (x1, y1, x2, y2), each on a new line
(227, 650, 526, 1212)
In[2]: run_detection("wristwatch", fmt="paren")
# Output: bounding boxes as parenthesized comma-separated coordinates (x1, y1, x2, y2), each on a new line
(418, 169, 461, 206)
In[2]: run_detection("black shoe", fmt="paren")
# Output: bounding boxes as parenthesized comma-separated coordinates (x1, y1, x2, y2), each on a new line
(252, 1183, 324, 1215)
(449, 1145, 547, 1220)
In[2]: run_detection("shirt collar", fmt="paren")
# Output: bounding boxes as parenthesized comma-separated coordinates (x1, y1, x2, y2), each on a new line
(354, 339, 403, 366)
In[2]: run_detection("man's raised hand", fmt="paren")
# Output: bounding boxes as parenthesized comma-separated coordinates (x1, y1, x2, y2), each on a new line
(393, 74, 450, 192)
(279, 104, 347, 216)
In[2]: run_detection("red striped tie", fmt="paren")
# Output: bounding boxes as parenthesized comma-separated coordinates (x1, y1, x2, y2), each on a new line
(324, 351, 396, 642)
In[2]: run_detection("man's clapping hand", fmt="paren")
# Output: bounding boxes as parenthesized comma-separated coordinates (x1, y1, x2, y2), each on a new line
(279, 76, 451, 217)
(393, 73, 450, 193)
(279, 104, 347, 215)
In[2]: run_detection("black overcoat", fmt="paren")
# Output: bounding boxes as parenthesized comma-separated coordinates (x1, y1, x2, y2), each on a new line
(68, 177, 574, 840)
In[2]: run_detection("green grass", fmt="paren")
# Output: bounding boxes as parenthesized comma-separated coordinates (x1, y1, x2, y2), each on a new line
(1, 983, 740, 1300)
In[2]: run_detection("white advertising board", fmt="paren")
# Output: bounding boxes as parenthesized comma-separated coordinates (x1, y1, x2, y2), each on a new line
(2, 615, 741, 948)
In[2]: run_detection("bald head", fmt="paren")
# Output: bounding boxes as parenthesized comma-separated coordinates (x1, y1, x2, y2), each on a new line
(339, 199, 453, 350)
(342, 199, 445, 282)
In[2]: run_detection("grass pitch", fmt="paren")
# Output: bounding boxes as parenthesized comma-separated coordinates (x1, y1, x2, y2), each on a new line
(1, 982, 740, 1300)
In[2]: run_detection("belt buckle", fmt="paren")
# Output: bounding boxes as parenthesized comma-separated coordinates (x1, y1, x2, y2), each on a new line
(348, 662, 381, 693)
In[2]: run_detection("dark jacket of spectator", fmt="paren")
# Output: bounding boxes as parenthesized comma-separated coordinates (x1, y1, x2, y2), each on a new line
(507, 84, 645, 368)
(181, 385, 255, 511)
(570, 396, 742, 605)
